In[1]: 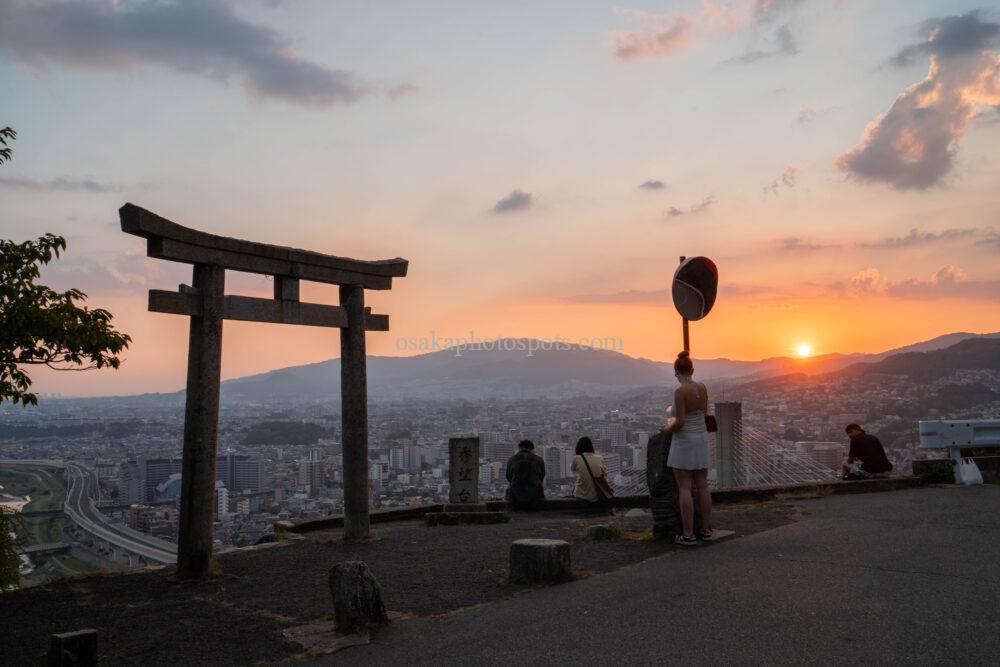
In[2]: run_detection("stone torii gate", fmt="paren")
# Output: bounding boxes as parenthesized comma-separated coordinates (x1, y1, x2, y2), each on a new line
(120, 203, 407, 579)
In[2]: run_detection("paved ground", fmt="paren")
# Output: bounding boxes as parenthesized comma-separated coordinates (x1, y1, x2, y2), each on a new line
(323, 485, 1000, 666)
(0, 502, 794, 665)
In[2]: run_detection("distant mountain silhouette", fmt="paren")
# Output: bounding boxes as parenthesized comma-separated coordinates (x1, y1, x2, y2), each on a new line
(839, 338, 1000, 381)
(218, 332, 1000, 401)
(222, 340, 674, 400)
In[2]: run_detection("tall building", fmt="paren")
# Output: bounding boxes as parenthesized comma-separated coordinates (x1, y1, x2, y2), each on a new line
(603, 453, 622, 483)
(215, 481, 229, 520)
(143, 457, 183, 502)
(478, 430, 505, 447)
(483, 441, 515, 462)
(541, 445, 570, 480)
(217, 453, 264, 494)
(597, 423, 626, 450)
(298, 451, 326, 496)
(116, 460, 144, 505)
(319, 438, 342, 457)
(390, 444, 411, 472)
(715, 402, 744, 488)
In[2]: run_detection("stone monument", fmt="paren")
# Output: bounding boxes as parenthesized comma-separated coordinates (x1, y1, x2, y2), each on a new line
(427, 436, 508, 526)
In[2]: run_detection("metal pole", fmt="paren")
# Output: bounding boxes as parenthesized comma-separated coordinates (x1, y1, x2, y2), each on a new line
(340, 284, 370, 540)
(176, 263, 225, 579)
(679, 256, 690, 353)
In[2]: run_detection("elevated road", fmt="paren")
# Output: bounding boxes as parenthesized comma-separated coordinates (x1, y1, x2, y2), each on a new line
(63, 462, 176, 565)
(1, 459, 175, 565)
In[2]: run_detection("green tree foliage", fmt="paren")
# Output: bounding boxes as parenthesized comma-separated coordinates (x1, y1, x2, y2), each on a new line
(0, 507, 23, 591)
(1, 125, 132, 405)
(1, 234, 132, 405)
(0, 127, 15, 164)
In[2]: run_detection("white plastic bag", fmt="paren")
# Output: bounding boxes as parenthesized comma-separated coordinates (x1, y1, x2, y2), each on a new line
(955, 457, 984, 485)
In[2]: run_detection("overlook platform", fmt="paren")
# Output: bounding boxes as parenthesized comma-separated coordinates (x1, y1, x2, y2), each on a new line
(1, 483, 997, 665)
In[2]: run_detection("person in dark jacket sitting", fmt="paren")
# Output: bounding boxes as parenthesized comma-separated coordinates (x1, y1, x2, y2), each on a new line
(506, 439, 546, 510)
(842, 423, 893, 479)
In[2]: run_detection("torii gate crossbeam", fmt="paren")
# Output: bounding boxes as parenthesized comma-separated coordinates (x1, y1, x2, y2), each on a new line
(120, 203, 407, 579)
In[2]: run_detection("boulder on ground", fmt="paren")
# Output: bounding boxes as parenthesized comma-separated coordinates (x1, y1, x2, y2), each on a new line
(328, 561, 388, 634)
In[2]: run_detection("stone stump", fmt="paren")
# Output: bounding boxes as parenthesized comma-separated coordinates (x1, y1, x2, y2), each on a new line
(44, 629, 98, 667)
(509, 539, 571, 584)
(586, 524, 617, 540)
(646, 431, 702, 539)
(328, 561, 388, 634)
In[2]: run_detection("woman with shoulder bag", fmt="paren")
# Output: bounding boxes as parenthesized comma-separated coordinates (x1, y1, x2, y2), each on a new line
(571, 436, 614, 503)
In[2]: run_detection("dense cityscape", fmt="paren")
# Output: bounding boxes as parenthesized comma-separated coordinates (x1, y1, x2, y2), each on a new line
(4, 354, 998, 587)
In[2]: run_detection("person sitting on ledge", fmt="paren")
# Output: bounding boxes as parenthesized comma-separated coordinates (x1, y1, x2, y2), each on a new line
(506, 439, 546, 510)
(571, 436, 608, 503)
(842, 423, 893, 480)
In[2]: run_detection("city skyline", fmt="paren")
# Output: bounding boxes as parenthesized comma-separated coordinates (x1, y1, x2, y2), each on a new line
(2, 0, 1000, 396)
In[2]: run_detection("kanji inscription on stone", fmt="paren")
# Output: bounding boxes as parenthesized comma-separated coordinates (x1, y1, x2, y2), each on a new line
(449, 437, 480, 505)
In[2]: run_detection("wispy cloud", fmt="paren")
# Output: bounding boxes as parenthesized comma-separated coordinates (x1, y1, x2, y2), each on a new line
(975, 230, 1000, 248)
(836, 11, 1000, 189)
(752, 0, 807, 25)
(861, 227, 978, 249)
(386, 83, 420, 101)
(844, 265, 1000, 301)
(561, 283, 767, 305)
(639, 179, 666, 190)
(775, 236, 836, 252)
(493, 189, 533, 214)
(762, 164, 804, 195)
(794, 105, 837, 125)
(665, 194, 715, 217)
(0, 175, 122, 193)
(772, 227, 981, 252)
(611, 3, 741, 62)
(726, 24, 798, 64)
(0, 0, 408, 108)
(611, 2, 808, 64)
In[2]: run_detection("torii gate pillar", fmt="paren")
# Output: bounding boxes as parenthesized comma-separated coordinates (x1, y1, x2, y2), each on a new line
(340, 284, 369, 540)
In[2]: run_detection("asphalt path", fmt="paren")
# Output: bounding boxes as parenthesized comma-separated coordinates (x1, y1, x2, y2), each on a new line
(326, 485, 1000, 666)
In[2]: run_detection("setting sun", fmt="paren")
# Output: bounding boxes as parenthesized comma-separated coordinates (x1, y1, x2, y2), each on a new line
(796, 343, 813, 358)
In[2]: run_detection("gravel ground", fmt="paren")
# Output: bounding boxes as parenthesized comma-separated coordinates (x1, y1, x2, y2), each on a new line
(0, 503, 796, 666)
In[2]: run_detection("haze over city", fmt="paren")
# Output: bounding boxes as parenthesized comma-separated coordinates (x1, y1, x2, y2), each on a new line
(2, 0, 1000, 397)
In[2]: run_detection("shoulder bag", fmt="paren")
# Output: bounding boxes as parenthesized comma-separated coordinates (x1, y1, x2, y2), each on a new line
(581, 453, 615, 500)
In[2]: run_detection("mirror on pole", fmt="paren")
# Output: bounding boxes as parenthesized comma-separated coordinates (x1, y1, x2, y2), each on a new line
(672, 256, 718, 321)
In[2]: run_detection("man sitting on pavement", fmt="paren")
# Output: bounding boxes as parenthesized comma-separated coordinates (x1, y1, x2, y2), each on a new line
(842, 423, 893, 479)
(506, 439, 546, 510)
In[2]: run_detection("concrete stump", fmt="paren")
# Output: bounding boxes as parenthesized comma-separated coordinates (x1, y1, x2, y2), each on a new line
(509, 539, 571, 584)
(587, 524, 617, 540)
(44, 629, 98, 667)
(328, 561, 388, 634)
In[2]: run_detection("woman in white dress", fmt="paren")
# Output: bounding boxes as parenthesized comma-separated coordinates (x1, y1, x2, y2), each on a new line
(663, 351, 713, 546)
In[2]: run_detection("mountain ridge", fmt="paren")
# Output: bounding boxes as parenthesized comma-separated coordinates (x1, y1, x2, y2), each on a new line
(216, 331, 1000, 402)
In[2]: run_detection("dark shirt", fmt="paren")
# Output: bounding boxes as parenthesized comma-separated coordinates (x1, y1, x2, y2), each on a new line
(505, 449, 545, 507)
(848, 433, 892, 474)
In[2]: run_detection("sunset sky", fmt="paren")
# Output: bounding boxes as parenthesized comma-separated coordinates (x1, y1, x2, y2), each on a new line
(2, 0, 999, 396)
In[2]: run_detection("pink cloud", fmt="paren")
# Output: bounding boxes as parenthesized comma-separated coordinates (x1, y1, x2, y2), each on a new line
(836, 11, 1000, 189)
